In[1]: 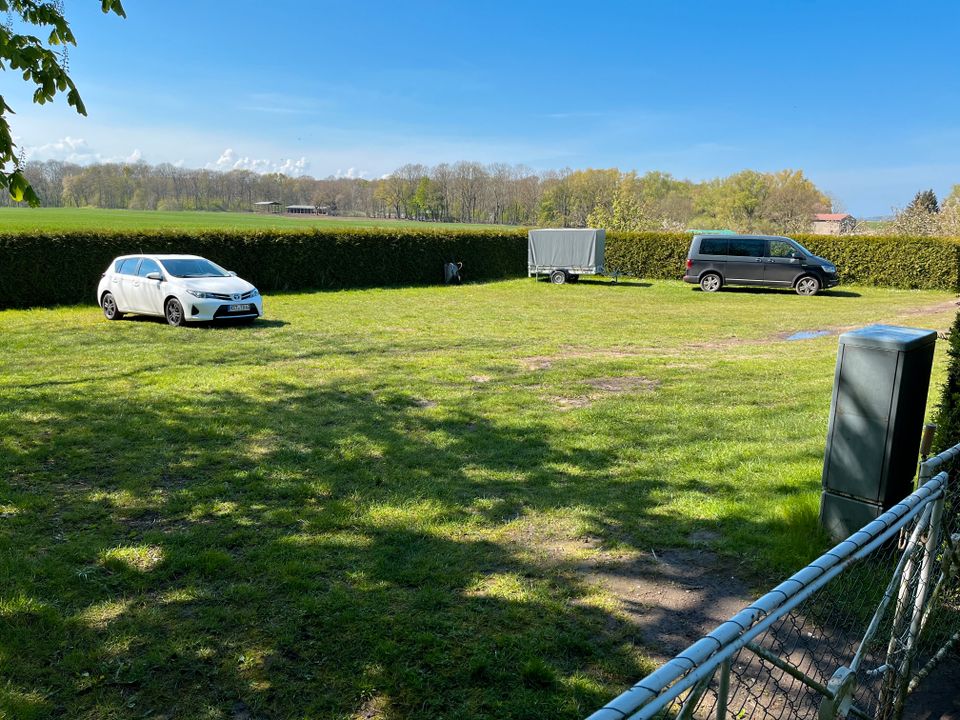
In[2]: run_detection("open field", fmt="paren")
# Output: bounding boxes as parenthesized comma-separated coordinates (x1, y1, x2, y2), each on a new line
(0, 279, 955, 719)
(0, 208, 513, 233)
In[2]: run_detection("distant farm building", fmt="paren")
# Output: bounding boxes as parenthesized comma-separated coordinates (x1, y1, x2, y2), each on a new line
(812, 213, 855, 235)
(286, 205, 321, 215)
(253, 201, 281, 214)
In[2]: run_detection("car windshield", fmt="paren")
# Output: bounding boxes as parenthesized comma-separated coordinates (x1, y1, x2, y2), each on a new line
(160, 258, 229, 278)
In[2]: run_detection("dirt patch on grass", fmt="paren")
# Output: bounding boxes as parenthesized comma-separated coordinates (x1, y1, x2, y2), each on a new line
(354, 694, 389, 719)
(549, 376, 660, 410)
(521, 349, 650, 370)
(582, 547, 753, 662)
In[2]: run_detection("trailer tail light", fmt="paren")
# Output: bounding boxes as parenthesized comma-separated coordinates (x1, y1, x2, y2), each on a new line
(686, 259, 693, 269)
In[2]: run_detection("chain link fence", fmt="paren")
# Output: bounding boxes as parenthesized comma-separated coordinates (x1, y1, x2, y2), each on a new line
(588, 443, 960, 720)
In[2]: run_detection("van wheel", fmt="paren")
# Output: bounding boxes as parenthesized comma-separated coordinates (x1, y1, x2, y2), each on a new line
(550, 270, 567, 284)
(699, 273, 722, 292)
(796, 275, 821, 296)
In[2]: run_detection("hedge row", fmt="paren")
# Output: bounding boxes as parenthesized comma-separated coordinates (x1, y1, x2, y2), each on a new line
(934, 310, 960, 454)
(1, 228, 959, 309)
(0, 228, 527, 309)
(605, 231, 960, 291)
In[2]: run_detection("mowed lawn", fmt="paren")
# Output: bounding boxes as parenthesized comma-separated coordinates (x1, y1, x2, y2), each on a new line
(0, 279, 954, 720)
(0, 208, 513, 233)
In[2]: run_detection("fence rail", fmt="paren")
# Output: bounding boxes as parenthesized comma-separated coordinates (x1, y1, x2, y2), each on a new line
(588, 443, 960, 720)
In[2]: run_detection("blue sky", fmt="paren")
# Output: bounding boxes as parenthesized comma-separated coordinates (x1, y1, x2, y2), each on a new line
(9, 0, 960, 215)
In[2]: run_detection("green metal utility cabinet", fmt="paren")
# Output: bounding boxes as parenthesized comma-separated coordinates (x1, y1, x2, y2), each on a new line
(820, 325, 937, 540)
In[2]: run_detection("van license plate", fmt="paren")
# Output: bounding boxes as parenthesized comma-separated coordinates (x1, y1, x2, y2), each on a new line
(229, 304, 251, 312)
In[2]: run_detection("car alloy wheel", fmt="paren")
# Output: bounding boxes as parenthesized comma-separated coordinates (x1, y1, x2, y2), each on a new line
(165, 298, 185, 326)
(796, 276, 820, 296)
(102, 292, 122, 320)
(699, 273, 722, 292)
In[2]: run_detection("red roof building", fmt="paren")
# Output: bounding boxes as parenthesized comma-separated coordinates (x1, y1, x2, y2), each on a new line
(812, 213, 855, 235)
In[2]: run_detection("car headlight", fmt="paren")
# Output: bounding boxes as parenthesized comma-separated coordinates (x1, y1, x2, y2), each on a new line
(186, 289, 210, 299)
(251, 288, 259, 297)
(824, 264, 836, 273)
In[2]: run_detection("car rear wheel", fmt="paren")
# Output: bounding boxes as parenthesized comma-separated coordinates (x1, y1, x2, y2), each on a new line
(165, 298, 186, 326)
(699, 273, 722, 293)
(550, 270, 567, 284)
(101, 292, 123, 320)
(796, 275, 821, 296)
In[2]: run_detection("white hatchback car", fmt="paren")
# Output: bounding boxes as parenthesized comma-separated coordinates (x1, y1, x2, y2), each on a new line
(97, 254, 263, 326)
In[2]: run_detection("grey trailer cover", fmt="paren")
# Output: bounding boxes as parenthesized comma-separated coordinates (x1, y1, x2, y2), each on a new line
(528, 229, 606, 270)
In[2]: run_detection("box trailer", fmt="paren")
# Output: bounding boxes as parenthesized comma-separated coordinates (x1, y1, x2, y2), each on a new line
(527, 228, 606, 284)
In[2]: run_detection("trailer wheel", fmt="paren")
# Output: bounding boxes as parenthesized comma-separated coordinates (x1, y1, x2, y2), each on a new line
(550, 270, 567, 284)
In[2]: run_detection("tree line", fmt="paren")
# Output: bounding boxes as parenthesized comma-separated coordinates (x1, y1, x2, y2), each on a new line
(7, 159, 841, 233)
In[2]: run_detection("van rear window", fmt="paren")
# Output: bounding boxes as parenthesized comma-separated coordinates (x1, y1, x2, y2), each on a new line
(699, 238, 728, 255)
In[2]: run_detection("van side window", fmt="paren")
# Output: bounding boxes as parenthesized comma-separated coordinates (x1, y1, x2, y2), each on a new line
(699, 238, 728, 255)
(769, 240, 799, 258)
(727, 239, 766, 257)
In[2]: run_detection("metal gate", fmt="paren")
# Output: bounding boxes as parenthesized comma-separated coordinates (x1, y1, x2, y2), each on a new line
(587, 444, 960, 720)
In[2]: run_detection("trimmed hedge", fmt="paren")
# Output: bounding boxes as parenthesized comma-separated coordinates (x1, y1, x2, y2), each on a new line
(0, 228, 527, 309)
(1, 228, 959, 309)
(934, 310, 960, 453)
(605, 232, 960, 291)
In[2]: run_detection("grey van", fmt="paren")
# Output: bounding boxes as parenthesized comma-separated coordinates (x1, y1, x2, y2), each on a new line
(683, 234, 838, 296)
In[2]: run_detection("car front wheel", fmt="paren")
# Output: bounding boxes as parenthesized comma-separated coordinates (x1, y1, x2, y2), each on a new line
(165, 298, 186, 326)
(795, 275, 821, 296)
(101, 292, 123, 320)
(699, 273, 722, 292)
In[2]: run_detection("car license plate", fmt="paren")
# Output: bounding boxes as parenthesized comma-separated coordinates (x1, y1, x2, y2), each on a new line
(229, 304, 251, 312)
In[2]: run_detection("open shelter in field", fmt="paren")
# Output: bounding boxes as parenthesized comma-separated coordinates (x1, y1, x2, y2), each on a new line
(527, 228, 606, 284)
(286, 204, 320, 215)
(253, 200, 281, 214)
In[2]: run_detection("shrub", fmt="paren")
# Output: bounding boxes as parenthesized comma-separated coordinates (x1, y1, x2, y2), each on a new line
(1, 228, 959, 309)
(605, 231, 960, 290)
(934, 310, 960, 453)
(0, 228, 527, 309)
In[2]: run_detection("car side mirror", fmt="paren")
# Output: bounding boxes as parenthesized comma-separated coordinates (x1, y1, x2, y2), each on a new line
(228, 271, 237, 277)
(146, 272, 163, 281)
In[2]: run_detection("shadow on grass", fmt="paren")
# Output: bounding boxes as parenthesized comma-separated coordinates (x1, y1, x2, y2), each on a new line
(696, 286, 861, 298)
(0, 380, 825, 719)
(533, 276, 652, 287)
(118, 314, 289, 329)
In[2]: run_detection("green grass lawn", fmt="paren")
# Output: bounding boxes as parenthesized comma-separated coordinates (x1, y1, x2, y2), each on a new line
(0, 279, 954, 719)
(0, 208, 513, 233)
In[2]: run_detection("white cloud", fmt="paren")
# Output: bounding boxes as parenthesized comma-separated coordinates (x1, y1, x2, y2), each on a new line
(23, 136, 146, 166)
(334, 167, 368, 179)
(210, 148, 310, 176)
